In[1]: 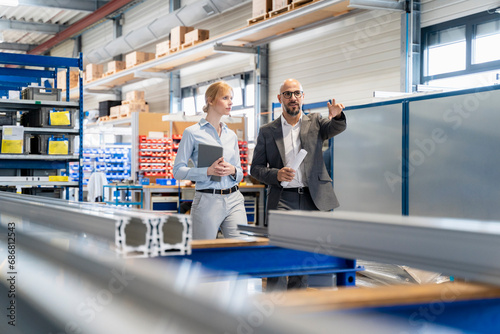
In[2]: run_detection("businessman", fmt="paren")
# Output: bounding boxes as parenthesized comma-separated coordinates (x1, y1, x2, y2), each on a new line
(250, 78, 346, 290)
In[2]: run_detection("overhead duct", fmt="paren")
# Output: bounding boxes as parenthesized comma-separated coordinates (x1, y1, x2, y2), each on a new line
(348, 0, 406, 11)
(85, 0, 250, 64)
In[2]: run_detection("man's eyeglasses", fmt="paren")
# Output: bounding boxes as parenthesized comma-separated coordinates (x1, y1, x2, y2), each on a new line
(281, 90, 303, 99)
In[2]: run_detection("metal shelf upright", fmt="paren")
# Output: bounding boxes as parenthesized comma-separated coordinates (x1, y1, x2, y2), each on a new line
(0, 52, 84, 201)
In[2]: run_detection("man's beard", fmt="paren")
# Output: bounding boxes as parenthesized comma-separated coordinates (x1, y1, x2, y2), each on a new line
(283, 103, 301, 116)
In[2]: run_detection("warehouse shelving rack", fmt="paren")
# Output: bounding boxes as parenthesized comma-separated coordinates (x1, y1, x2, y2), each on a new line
(0, 52, 84, 201)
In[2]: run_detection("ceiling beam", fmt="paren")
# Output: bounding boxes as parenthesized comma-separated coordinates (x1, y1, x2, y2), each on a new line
(17, 0, 111, 12)
(0, 19, 65, 34)
(28, 0, 139, 55)
(0, 42, 37, 52)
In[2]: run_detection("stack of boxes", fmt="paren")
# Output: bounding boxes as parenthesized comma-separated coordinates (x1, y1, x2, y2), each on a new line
(108, 90, 149, 119)
(170, 26, 194, 51)
(155, 26, 210, 58)
(249, 0, 313, 23)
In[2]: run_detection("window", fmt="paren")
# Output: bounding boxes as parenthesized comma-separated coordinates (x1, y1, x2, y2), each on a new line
(474, 20, 500, 64)
(427, 26, 466, 76)
(421, 9, 500, 89)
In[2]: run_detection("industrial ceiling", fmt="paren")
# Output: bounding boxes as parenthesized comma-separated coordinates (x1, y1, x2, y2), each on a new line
(0, 0, 144, 55)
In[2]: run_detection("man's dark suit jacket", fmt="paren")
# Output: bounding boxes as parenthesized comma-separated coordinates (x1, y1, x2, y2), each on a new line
(250, 112, 346, 211)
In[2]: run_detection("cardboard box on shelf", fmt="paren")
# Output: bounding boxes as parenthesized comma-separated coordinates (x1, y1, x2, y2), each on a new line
(272, 0, 290, 11)
(156, 40, 170, 57)
(184, 29, 210, 45)
(109, 105, 122, 117)
(57, 70, 79, 90)
(85, 63, 103, 82)
(106, 60, 125, 74)
(125, 90, 145, 102)
(252, 0, 272, 16)
(125, 51, 155, 68)
(121, 103, 149, 115)
(170, 26, 194, 49)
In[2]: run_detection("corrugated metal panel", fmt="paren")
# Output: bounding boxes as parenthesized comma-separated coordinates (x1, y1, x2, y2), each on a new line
(180, 53, 254, 88)
(50, 39, 75, 58)
(421, 0, 500, 27)
(122, 0, 170, 37)
(81, 20, 114, 65)
(269, 10, 401, 109)
(137, 1, 252, 57)
(194, 1, 251, 37)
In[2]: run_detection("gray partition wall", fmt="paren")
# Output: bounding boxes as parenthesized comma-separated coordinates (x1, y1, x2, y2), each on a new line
(408, 88, 500, 220)
(334, 103, 403, 215)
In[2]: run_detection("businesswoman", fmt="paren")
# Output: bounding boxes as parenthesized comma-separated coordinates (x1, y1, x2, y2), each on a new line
(173, 81, 246, 239)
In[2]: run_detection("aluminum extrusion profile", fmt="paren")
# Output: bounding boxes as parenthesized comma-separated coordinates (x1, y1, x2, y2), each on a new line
(0, 223, 408, 334)
(158, 214, 192, 256)
(268, 210, 500, 286)
(0, 192, 192, 258)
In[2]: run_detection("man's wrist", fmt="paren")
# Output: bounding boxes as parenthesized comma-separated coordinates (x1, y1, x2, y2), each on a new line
(333, 111, 344, 120)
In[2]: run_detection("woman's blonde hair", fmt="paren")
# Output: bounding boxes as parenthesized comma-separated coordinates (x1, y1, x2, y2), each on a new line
(202, 81, 233, 113)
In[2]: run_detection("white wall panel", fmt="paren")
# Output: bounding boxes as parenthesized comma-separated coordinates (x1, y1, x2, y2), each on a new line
(195, 2, 251, 37)
(50, 39, 75, 58)
(421, 0, 500, 27)
(269, 10, 401, 110)
(81, 20, 114, 65)
(122, 0, 170, 38)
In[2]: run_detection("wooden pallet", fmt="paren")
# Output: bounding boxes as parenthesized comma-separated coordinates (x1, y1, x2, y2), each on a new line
(269, 5, 290, 17)
(291, 0, 316, 10)
(119, 111, 131, 118)
(99, 116, 110, 122)
(103, 69, 123, 77)
(122, 99, 146, 105)
(181, 40, 204, 49)
(156, 52, 169, 58)
(247, 13, 269, 25)
(110, 112, 131, 120)
(169, 46, 180, 53)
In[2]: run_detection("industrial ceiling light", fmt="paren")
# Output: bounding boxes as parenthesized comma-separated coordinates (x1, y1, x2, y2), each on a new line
(1, 0, 19, 7)
(348, 0, 405, 12)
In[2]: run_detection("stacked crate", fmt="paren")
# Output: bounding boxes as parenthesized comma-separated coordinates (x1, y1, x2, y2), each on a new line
(125, 51, 155, 68)
(108, 91, 149, 119)
(105, 60, 125, 76)
(170, 26, 194, 52)
(57, 69, 79, 91)
(138, 136, 173, 179)
(122, 90, 149, 116)
(238, 141, 249, 177)
(85, 63, 103, 83)
(156, 40, 170, 58)
(183, 29, 210, 48)
(248, 0, 314, 24)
